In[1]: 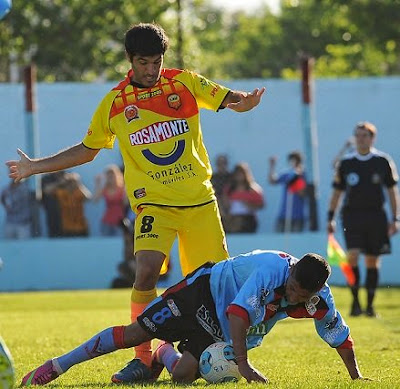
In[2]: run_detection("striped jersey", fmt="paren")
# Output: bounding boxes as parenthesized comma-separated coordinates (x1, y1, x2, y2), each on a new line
(209, 250, 350, 350)
(82, 69, 230, 211)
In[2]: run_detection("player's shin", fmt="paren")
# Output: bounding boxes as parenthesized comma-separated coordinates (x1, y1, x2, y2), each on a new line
(56, 326, 127, 373)
(131, 287, 157, 366)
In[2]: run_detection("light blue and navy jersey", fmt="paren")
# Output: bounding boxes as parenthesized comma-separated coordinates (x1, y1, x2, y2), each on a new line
(209, 250, 351, 350)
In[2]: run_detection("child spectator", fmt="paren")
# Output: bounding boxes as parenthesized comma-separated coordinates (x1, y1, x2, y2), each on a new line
(268, 151, 307, 233)
(1, 179, 32, 239)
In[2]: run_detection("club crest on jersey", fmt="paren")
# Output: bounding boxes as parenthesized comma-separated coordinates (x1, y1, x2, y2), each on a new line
(167, 93, 181, 110)
(346, 172, 359, 186)
(124, 104, 139, 123)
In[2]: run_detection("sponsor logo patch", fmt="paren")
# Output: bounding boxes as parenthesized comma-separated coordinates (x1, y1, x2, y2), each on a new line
(260, 288, 270, 306)
(371, 173, 380, 184)
(196, 305, 223, 342)
(247, 295, 262, 318)
(167, 299, 181, 317)
(142, 317, 157, 332)
(305, 295, 320, 316)
(325, 316, 339, 330)
(134, 188, 146, 199)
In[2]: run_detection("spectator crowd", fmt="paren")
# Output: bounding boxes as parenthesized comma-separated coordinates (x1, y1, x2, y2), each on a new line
(1, 154, 312, 239)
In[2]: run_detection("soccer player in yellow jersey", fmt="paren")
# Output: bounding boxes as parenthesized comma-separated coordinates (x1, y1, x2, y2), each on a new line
(6, 23, 265, 383)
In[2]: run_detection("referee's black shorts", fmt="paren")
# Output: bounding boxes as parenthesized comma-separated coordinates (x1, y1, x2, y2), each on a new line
(137, 262, 224, 360)
(342, 208, 391, 256)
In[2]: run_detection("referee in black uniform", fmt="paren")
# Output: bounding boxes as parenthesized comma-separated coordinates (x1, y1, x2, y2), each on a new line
(327, 122, 399, 317)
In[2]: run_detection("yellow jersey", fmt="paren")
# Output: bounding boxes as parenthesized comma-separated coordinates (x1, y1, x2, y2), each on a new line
(83, 68, 230, 211)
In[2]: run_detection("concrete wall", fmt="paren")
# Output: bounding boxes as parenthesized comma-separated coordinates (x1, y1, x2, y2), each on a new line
(1, 232, 399, 291)
(0, 77, 399, 290)
(1, 77, 400, 236)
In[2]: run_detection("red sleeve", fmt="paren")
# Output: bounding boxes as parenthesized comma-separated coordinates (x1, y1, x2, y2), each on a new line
(337, 335, 354, 349)
(226, 304, 250, 327)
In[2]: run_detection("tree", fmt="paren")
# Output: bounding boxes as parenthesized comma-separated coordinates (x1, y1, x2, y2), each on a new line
(0, 0, 171, 82)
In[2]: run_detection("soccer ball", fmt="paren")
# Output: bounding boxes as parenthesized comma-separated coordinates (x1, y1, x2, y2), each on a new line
(0, 337, 15, 389)
(199, 342, 241, 383)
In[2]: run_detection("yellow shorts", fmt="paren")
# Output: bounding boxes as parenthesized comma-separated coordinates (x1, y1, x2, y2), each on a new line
(134, 201, 229, 276)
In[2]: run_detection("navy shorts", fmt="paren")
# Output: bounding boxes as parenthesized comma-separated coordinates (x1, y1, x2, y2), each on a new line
(342, 208, 391, 256)
(137, 262, 224, 360)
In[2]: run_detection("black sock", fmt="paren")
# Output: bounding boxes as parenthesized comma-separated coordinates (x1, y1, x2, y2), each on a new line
(366, 268, 379, 309)
(350, 266, 360, 303)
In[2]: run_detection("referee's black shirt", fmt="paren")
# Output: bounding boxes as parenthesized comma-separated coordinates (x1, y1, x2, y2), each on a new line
(332, 148, 398, 210)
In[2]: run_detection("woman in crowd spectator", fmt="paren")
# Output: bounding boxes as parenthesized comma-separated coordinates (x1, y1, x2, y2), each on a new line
(222, 162, 265, 233)
(93, 164, 127, 236)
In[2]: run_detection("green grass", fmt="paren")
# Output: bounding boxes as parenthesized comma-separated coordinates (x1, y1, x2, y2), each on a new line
(1, 287, 400, 388)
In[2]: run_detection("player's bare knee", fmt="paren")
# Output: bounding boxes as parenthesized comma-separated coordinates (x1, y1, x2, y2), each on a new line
(171, 353, 198, 383)
(171, 369, 196, 384)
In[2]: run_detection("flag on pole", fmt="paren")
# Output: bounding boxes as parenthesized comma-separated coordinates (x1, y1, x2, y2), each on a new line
(326, 234, 355, 286)
(287, 175, 307, 194)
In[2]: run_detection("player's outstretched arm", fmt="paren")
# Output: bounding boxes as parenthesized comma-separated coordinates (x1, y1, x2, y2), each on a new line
(228, 313, 268, 384)
(6, 143, 99, 183)
(222, 88, 266, 113)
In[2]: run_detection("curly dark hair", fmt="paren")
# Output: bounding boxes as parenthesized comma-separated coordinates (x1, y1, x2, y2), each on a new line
(293, 253, 331, 293)
(125, 23, 169, 62)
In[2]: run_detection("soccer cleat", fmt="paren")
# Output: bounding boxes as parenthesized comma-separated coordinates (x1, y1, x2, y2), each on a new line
(150, 341, 169, 380)
(21, 359, 60, 386)
(111, 358, 151, 384)
(349, 300, 362, 317)
(366, 306, 378, 318)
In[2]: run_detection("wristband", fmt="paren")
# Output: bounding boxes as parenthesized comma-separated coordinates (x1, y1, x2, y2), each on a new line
(328, 210, 335, 222)
(235, 355, 247, 363)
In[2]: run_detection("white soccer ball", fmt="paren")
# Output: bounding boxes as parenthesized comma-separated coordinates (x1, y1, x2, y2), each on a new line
(199, 342, 241, 383)
(0, 337, 15, 389)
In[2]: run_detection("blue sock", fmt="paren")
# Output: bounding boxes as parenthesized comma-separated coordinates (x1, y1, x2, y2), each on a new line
(55, 326, 125, 372)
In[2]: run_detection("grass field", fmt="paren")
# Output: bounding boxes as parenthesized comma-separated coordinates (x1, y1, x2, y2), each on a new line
(1, 287, 399, 389)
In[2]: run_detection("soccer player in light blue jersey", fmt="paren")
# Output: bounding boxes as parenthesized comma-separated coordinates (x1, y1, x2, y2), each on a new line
(22, 250, 366, 385)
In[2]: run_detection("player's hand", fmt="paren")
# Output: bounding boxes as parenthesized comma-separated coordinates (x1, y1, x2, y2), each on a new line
(227, 87, 266, 112)
(269, 156, 277, 166)
(5, 149, 33, 183)
(327, 220, 336, 234)
(388, 221, 399, 236)
(238, 361, 269, 384)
